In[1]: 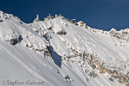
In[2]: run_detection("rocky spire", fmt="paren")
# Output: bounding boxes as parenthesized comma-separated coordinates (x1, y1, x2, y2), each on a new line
(33, 14, 40, 23)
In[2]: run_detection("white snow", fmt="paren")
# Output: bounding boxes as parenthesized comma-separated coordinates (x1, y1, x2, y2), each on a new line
(0, 11, 129, 86)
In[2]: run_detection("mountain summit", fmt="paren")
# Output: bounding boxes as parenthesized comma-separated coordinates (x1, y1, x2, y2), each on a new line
(0, 11, 129, 86)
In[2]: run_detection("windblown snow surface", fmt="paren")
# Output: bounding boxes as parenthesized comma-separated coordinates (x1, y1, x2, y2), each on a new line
(0, 11, 129, 86)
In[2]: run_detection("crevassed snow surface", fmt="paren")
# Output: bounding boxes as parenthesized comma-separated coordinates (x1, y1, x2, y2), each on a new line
(0, 11, 129, 86)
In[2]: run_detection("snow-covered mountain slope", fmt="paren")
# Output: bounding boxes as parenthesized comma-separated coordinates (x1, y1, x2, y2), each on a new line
(0, 11, 129, 86)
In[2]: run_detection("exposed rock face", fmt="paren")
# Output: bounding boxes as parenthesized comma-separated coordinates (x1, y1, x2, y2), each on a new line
(109, 28, 129, 41)
(44, 14, 54, 21)
(57, 30, 67, 35)
(0, 19, 3, 22)
(9, 35, 22, 45)
(71, 19, 77, 25)
(77, 21, 87, 28)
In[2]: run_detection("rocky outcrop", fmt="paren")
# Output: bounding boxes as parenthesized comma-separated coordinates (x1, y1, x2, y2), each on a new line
(9, 35, 22, 45)
(109, 28, 129, 41)
(77, 21, 87, 28)
(57, 30, 67, 35)
(33, 14, 40, 23)
(71, 19, 77, 25)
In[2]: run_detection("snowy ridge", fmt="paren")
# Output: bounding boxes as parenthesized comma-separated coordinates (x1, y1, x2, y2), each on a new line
(0, 11, 129, 86)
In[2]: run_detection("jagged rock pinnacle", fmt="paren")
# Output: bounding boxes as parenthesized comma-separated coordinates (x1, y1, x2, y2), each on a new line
(33, 14, 40, 23)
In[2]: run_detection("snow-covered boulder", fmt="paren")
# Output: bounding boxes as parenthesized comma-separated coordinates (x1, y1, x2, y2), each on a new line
(78, 21, 84, 27)
(109, 28, 118, 36)
(77, 21, 87, 28)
